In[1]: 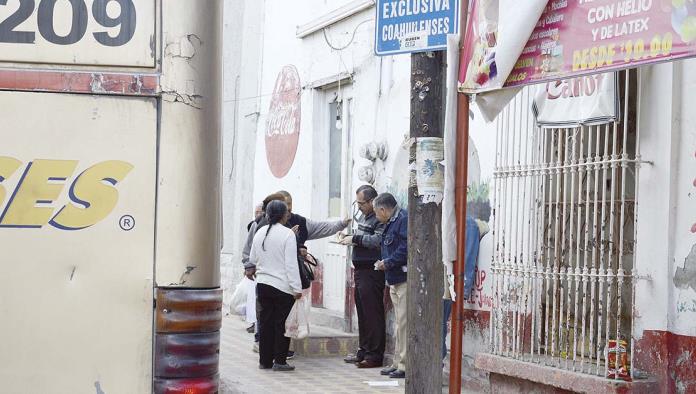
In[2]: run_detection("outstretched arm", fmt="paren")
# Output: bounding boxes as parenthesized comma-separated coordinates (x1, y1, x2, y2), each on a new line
(306, 218, 349, 240)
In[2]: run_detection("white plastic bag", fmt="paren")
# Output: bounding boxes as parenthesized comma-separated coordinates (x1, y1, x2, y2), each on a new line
(230, 277, 255, 316)
(245, 279, 257, 323)
(284, 298, 309, 339)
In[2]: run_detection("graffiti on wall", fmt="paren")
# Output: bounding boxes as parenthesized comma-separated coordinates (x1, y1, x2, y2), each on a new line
(265, 65, 301, 178)
(465, 267, 494, 309)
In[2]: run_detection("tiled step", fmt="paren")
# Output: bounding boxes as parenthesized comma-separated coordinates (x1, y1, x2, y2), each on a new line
(292, 324, 359, 357)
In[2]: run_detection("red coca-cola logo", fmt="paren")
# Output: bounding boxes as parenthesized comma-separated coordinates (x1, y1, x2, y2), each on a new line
(265, 65, 301, 178)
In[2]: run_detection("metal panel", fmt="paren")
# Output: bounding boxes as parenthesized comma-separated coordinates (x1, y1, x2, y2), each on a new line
(155, 288, 223, 333)
(155, 0, 222, 288)
(0, 0, 156, 67)
(0, 91, 156, 393)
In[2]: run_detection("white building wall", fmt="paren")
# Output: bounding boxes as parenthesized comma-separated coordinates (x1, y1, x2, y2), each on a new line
(225, 0, 495, 318)
(634, 59, 696, 338)
(249, 1, 413, 315)
(221, 0, 266, 308)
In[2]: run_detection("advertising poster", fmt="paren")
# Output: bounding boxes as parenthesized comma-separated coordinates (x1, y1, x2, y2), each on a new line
(460, 0, 696, 93)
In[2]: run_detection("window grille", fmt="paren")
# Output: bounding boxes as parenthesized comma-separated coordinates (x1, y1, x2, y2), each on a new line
(488, 70, 641, 379)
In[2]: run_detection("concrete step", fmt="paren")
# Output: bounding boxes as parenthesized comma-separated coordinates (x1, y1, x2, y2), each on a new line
(293, 323, 358, 357)
(308, 306, 353, 331)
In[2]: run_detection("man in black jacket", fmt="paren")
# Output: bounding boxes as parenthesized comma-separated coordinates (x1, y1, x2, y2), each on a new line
(338, 185, 386, 368)
(241, 190, 351, 353)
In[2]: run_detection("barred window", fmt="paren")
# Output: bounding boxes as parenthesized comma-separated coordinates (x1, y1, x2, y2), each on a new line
(489, 70, 640, 379)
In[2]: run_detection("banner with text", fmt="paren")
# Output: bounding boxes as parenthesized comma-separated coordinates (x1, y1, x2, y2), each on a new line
(460, 0, 696, 93)
(533, 72, 619, 126)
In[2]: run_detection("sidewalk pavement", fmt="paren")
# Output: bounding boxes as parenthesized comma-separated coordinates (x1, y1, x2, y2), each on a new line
(219, 315, 479, 394)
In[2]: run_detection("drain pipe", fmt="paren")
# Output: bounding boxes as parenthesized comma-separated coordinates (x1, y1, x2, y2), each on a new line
(449, 2, 470, 393)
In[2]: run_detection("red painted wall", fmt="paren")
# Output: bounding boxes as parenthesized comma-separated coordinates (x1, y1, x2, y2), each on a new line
(635, 330, 696, 393)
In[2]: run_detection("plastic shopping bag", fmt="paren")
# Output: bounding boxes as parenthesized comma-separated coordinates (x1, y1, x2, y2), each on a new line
(245, 279, 257, 323)
(230, 277, 254, 316)
(284, 298, 309, 339)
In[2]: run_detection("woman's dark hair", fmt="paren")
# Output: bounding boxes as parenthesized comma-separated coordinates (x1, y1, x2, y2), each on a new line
(262, 200, 288, 250)
(262, 193, 286, 212)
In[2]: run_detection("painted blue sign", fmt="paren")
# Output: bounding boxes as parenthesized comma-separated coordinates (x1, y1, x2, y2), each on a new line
(375, 0, 460, 56)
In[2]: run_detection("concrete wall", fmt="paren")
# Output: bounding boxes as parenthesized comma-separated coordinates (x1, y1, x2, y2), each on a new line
(633, 59, 696, 393)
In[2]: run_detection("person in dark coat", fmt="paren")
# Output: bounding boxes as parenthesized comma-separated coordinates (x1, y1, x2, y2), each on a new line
(338, 185, 387, 368)
(373, 193, 408, 379)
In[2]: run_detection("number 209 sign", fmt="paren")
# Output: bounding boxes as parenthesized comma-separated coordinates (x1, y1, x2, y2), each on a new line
(0, 0, 155, 67)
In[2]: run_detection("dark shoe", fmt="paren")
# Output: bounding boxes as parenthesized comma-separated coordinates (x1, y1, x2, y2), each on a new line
(272, 363, 295, 372)
(246, 323, 255, 333)
(356, 359, 382, 368)
(344, 353, 364, 363)
(259, 364, 272, 370)
(389, 370, 405, 379)
(380, 367, 397, 376)
(286, 351, 295, 360)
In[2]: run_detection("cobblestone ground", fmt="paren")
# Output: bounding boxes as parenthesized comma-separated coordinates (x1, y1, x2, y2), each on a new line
(219, 315, 479, 394)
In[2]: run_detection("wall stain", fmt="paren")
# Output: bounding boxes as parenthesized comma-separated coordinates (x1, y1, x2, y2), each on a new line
(674, 244, 696, 291)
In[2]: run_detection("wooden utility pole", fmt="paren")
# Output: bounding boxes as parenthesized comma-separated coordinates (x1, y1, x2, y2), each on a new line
(406, 50, 446, 392)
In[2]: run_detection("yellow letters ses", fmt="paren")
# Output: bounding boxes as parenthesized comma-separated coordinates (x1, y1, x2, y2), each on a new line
(0, 157, 133, 230)
(0, 157, 21, 206)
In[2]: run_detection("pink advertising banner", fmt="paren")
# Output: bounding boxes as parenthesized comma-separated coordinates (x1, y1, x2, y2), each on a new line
(459, 0, 696, 93)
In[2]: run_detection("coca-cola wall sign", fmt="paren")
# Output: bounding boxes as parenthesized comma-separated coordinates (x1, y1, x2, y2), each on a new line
(265, 65, 302, 178)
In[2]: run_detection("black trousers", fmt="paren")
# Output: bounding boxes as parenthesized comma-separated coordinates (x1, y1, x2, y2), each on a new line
(256, 283, 296, 367)
(354, 266, 386, 362)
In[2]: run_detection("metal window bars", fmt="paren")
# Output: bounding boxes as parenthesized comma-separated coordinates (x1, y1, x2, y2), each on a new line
(488, 69, 641, 380)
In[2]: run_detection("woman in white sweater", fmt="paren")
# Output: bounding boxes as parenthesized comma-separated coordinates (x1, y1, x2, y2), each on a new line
(249, 200, 302, 371)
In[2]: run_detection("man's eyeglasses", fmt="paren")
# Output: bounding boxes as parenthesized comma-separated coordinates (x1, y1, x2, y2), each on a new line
(354, 199, 372, 206)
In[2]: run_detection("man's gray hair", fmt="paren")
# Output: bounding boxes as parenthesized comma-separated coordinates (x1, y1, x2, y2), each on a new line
(373, 193, 398, 210)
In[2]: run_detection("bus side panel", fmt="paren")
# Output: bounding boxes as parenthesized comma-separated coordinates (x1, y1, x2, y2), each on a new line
(0, 92, 156, 394)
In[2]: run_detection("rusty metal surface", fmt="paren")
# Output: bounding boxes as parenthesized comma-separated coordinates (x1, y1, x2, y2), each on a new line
(154, 374, 219, 394)
(0, 69, 159, 96)
(156, 288, 223, 333)
(155, 332, 220, 378)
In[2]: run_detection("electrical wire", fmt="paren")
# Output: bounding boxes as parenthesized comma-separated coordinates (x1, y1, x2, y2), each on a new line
(322, 19, 374, 51)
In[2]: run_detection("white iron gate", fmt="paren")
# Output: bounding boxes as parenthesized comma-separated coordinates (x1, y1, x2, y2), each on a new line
(489, 70, 642, 379)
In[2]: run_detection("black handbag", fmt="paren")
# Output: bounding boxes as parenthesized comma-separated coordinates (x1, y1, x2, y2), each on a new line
(298, 252, 317, 289)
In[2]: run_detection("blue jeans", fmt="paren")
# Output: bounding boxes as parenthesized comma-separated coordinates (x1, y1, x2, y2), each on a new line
(463, 216, 480, 300)
(442, 216, 481, 360)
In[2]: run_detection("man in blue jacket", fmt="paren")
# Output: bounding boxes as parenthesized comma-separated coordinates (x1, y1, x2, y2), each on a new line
(372, 193, 407, 379)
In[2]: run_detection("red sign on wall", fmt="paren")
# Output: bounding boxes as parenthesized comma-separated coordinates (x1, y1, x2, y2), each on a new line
(265, 65, 301, 178)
